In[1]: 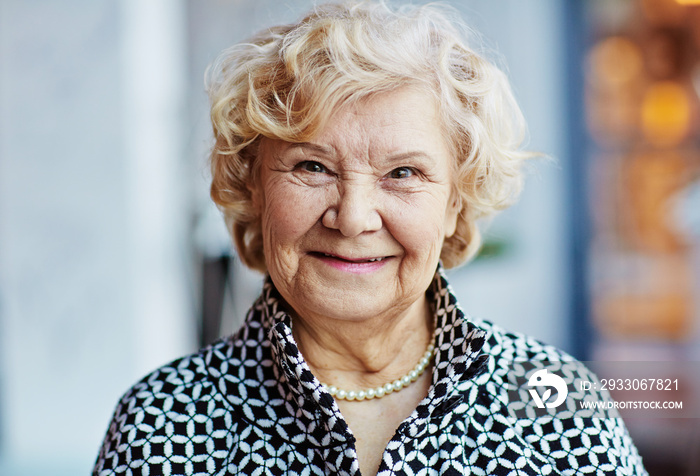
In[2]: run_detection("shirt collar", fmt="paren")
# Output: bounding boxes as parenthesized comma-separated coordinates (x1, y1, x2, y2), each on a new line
(260, 265, 489, 441)
(429, 266, 489, 392)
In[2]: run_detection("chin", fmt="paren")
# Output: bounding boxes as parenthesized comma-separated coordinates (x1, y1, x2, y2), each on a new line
(300, 284, 423, 325)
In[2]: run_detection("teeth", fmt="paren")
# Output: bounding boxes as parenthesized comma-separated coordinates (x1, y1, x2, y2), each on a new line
(321, 253, 383, 262)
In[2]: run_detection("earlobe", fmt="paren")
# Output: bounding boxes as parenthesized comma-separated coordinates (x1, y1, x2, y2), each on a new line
(444, 193, 461, 238)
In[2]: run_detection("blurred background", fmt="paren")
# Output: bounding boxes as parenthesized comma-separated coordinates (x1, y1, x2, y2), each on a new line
(0, 0, 698, 474)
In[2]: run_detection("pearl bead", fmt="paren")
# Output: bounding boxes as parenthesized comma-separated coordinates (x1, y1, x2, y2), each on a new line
(320, 341, 434, 401)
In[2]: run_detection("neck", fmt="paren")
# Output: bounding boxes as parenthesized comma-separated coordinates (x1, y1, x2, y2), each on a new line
(289, 295, 434, 390)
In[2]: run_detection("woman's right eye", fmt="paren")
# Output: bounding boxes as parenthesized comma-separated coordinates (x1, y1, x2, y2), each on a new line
(295, 161, 327, 173)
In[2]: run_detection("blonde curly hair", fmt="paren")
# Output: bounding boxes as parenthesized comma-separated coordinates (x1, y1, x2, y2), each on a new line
(208, 0, 534, 272)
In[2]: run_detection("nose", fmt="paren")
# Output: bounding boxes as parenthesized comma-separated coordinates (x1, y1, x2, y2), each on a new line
(322, 183, 382, 237)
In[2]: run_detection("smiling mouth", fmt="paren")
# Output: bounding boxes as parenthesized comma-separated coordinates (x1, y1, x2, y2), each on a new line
(311, 252, 388, 263)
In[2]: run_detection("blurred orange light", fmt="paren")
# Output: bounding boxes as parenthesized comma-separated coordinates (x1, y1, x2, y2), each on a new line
(676, 0, 700, 5)
(641, 81, 691, 146)
(588, 37, 643, 85)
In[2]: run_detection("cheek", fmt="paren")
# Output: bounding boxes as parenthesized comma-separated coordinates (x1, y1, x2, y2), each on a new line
(385, 193, 452, 258)
(260, 186, 310, 280)
(261, 182, 327, 248)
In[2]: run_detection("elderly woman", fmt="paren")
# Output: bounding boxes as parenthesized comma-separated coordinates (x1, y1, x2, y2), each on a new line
(94, 2, 647, 475)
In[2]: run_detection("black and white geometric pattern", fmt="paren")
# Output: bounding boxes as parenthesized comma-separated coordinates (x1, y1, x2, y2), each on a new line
(94, 267, 648, 475)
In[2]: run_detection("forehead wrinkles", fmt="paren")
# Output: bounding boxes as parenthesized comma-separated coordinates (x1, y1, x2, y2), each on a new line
(313, 110, 374, 170)
(316, 107, 428, 172)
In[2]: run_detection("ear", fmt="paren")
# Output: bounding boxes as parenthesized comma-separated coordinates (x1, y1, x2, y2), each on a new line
(444, 190, 461, 238)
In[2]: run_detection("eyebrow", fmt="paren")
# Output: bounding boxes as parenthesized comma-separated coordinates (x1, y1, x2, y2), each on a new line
(288, 142, 336, 156)
(385, 151, 435, 164)
(288, 142, 438, 167)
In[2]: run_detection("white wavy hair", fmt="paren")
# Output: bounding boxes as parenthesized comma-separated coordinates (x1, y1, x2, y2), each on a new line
(208, 0, 535, 271)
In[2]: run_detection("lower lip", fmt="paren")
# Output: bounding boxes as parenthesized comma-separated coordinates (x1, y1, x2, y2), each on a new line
(314, 254, 389, 274)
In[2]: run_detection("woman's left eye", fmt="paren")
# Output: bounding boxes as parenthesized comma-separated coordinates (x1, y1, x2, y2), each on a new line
(388, 167, 415, 179)
(296, 161, 327, 173)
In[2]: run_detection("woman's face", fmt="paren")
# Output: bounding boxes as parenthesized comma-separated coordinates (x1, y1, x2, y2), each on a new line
(255, 87, 459, 325)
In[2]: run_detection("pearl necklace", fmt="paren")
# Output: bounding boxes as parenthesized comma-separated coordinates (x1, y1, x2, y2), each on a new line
(320, 343, 435, 401)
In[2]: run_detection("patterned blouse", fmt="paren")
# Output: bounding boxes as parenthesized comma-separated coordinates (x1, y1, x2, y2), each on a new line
(94, 269, 648, 475)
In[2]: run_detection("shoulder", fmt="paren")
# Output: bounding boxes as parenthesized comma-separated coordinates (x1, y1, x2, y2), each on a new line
(465, 318, 648, 475)
(468, 316, 604, 415)
(471, 316, 575, 362)
(93, 338, 241, 475)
